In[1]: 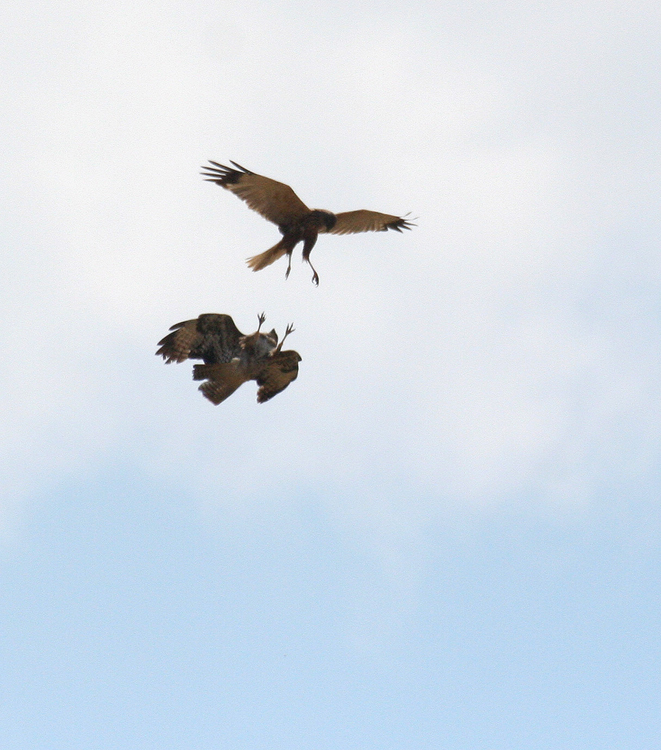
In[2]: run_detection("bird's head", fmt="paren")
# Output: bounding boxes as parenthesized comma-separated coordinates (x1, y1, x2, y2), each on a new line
(266, 329, 278, 346)
(309, 209, 336, 231)
(252, 330, 278, 358)
(240, 328, 278, 359)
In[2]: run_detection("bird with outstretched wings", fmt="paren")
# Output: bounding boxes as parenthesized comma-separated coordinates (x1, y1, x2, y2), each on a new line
(201, 160, 414, 285)
(157, 313, 301, 404)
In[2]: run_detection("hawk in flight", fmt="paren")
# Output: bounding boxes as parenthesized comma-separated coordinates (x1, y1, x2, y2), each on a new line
(156, 313, 301, 404)
(201, 160, 414, 285)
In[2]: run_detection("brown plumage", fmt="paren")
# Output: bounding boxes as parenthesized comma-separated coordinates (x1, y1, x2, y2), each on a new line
(156, 313, 301, 404)
(201, 160, 414, 285)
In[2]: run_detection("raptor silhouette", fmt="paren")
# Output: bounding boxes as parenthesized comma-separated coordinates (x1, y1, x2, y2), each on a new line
(157, 313, 301, 404)
(201, 160, 414, 285)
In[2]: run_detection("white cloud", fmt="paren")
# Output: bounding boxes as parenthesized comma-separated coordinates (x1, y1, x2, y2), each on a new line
(2, 0, 659, 533)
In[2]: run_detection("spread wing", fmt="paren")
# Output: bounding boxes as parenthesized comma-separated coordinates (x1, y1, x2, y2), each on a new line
(192, 362, 248, 405)
(156, 313, 243, 364)
(201, 160, 311, 227)
(321, 210, 414, 235)
(255, 350, 302, 403)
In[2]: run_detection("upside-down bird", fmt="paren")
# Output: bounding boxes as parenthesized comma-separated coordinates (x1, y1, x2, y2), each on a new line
(201, 160, 414, 285)
(156, 313, 301, 404)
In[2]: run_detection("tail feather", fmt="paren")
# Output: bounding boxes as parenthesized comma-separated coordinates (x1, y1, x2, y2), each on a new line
(193, 362, 245, 405)
(198, 379, 242, 405)
(246, 238, 292, 272)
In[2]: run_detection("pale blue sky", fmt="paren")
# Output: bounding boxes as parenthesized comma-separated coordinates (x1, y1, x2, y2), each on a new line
(2, 1, 660, 747)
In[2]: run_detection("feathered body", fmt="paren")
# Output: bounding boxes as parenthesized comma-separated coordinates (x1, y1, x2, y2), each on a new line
(156, 313, 301, 404)
(201, 160, 414, 285)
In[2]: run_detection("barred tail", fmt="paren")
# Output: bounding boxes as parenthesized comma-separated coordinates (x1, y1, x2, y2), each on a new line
(198, 379, 239, 405)
(192, 362, 244, 405)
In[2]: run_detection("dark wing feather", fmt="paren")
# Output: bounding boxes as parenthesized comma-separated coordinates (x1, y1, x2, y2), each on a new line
(255, 350, 302, 403)
(322, 210, 414, 235)
(201, 160, 311, 226)
(156, 313, 243, 364)
(192, 362, 247, 405)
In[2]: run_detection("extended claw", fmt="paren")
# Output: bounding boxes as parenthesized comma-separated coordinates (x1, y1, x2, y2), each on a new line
(306, 258, 320, 286)
(276, 323, 295, 351)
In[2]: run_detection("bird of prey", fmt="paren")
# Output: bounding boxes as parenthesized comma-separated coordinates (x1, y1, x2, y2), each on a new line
(156, 313, 301, 404)
(201, 160, 414, 285)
